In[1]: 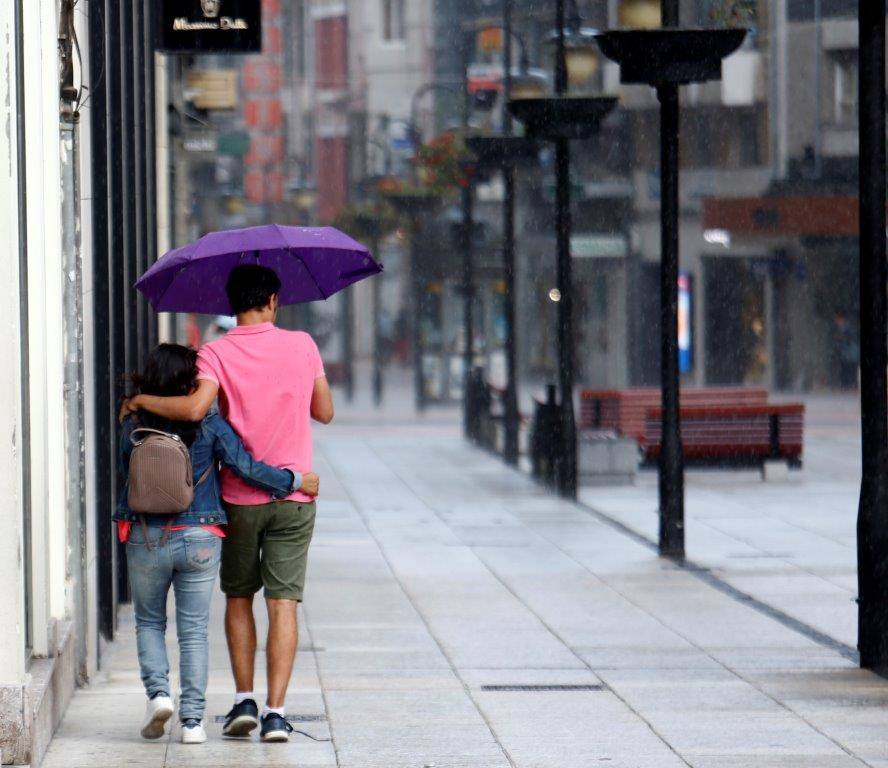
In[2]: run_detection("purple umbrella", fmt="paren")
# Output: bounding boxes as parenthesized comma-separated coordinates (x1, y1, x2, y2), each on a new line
(135, 224, 382, 314)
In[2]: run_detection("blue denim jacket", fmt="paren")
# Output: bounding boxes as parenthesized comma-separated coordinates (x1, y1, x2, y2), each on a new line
(114, 411, 296, 526)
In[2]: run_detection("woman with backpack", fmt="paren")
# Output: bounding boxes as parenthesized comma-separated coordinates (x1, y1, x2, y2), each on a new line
(113, 344, 318, 744)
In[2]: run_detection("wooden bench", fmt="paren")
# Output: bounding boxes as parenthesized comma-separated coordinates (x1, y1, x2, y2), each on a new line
(641, 403, 805, 467)
(580, 387, 769, 441)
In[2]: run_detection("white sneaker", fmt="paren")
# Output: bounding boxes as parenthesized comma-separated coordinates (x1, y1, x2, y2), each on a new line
(181, 719, 207, 744)
(141, 695, 174, 739)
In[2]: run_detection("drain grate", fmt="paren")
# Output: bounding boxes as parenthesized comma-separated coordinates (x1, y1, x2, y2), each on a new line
(480, 684, 604, 692)
(214, 713, 327, 724)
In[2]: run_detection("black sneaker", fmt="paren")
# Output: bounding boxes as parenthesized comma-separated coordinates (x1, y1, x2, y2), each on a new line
(260, 712, 293, 743)
(222, 699, 259, 738)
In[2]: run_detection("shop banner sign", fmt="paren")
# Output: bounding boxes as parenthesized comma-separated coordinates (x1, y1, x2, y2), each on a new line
(158, 0, 261, 54)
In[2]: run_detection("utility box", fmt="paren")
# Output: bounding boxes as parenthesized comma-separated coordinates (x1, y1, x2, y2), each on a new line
(578, 432, 639, 486)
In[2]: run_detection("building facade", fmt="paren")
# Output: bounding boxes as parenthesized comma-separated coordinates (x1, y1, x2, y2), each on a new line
(0, 0, 160, 762)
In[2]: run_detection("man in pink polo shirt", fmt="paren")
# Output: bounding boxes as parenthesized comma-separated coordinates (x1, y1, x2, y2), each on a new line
(126, 265, 333, 743)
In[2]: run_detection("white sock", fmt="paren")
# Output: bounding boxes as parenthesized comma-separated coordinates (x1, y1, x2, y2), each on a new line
(262, 706, 285, 718)
(234, 691, 256, 705)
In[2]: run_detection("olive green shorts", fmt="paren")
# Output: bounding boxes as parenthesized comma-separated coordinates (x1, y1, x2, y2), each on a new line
(220, 500, 316, 601)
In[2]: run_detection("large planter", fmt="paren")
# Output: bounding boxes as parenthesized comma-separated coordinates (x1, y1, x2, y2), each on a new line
(507, 96, 618, 141)
(595, 28, 746, 86)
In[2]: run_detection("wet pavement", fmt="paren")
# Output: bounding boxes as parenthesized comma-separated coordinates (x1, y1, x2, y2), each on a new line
(41, 390, 888, 767)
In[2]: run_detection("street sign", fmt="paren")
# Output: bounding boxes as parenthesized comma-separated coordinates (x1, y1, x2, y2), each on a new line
(157, 0, 261, 54)
(185, 69, 239, 109)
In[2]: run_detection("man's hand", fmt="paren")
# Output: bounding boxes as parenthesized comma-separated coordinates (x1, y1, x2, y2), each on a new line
(299, 472, 320, 496)
(119, 395, 140, 423)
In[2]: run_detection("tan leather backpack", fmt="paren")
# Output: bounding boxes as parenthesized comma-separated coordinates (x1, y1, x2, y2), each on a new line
(128, 428, 212, 515)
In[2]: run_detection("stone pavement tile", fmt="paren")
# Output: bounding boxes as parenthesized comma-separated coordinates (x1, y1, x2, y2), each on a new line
(707, 572, 857, 649)
(164, 736, 336, 767)
(459, 667, 602, 688)
(472, 687, 688, 767)
(318, 669, 461, 692)
(306, 581, 426, 627)
(687, 757, 865, 767)
(41, 723, 168, 768)
(362, 546, 584, 670)
(604, 570, 830, 652)
(577, 647, 726, 671)
(491, 735, 684, 768)
(306, 623, 443, 655)
(715, 648, 857, 671)
(597, 667, 781, 713)
(742, 668, 888, 764)
(470, 540, 693, 642)
(331, 723, 511, 768)
(44, 691, 165, 744)
(314, 647, 452, 673)
(641, 710, 849, 756)
(324, 688, 491, 727)
(746, 668, 888, 705)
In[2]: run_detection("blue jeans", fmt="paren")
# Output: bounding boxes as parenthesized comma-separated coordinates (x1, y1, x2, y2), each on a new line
(126, 525, 222, 722)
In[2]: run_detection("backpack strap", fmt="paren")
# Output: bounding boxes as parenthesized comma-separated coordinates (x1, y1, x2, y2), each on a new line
(139, 515, 153, 551)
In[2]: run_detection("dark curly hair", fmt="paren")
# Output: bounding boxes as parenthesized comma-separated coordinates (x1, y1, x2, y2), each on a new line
(130, 344, 202, 446)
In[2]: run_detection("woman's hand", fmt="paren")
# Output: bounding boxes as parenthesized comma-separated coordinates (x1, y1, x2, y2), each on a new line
(299, 472, 320, 496)
(119, 395, 140, 423)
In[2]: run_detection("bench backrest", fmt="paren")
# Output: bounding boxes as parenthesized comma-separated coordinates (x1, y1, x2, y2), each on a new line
(580, 387, 770, 439)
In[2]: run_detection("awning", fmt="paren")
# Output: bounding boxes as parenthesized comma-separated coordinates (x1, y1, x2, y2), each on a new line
(571, 234, 628, 258)
(702, 195, 860, 237)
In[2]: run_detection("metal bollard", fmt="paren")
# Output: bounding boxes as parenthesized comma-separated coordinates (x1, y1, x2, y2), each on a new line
(531, 384, 561, 486)
(465, 366, 488, 444)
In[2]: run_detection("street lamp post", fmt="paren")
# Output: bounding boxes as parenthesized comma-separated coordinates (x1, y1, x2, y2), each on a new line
(856, 0, 888, 672)
(657, 0, 682, 557)
(596, 4, 745, 558)
(553, 0, 575, 496)
(461, 32, 476, 440)
(463, 15, 543, 459)
(501, 0, 520, 466)
(508, 0, 616, 498)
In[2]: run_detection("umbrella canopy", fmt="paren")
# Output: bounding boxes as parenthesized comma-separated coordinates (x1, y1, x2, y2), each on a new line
(136, 224, 382, 314)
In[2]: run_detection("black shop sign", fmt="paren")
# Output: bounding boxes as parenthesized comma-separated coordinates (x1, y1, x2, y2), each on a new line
(158, 0, 261, 54)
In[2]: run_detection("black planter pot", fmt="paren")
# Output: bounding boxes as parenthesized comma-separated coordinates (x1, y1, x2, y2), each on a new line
(595, 28, 746, 86)
(507, 96, 618, 141)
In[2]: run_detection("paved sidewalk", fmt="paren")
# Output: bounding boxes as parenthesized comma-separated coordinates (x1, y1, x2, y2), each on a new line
(42, 400, 888, 767)
(578, 395, 862, 652)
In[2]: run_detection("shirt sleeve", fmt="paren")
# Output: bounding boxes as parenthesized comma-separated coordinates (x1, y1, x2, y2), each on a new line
(196, 344, 221, 385)
(308, 336, 325, 379)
